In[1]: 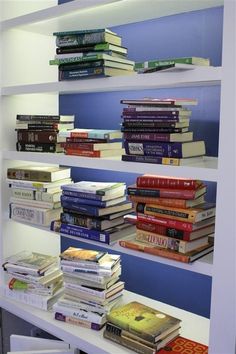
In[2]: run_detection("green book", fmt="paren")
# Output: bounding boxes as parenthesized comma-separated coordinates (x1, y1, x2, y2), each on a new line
(50, 53, 134, 66)
(135, 56, 210, 70)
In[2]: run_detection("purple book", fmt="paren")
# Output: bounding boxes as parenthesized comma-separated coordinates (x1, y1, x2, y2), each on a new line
(122, 110, 189, 117)
(122, 116, 189, 122)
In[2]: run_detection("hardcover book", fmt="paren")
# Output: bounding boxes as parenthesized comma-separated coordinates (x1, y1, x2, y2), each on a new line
(59, 66, 135, 81)
(158, 336, 208, 353)
(120, 98, 198, 106)
(7, 166, 71, 182)
(136, 175, 203, 190)
(107, 301, 181, 343)
(61, 181, 125, 196)
(60, 247, 107, 263)
(122, 155, 204, 166)
(16, 114, 74, 122)
(59, 129, 122, 140)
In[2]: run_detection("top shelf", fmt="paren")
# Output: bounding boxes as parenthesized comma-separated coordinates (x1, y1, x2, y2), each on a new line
(1, 0, 224, 34)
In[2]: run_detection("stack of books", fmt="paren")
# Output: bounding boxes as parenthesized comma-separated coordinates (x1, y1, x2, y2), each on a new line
(2, 250, 63, 310)
(50, 28, 136, 80)
(51, 181, 135, 245)
(15, 114, 75, 153)
(53, 247, 124, 330)
(120, 98, 207, 166)
(134, 56, 210, 73)
(104, 301, 181, 353)
(7, 165, 72, 227)
(120, 174, 215, 263)
(59, 128, 124, 158)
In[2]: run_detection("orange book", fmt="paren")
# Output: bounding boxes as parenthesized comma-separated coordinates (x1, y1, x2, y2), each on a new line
(65, 148, 124, 158)
(129, 195, 205, 209)
(158, 336, 208, 353)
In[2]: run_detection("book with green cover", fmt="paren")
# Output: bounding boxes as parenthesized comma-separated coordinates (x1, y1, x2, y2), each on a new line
(107, 301, 181, 343)
(50, 53, 134, 66)
(135, 57, 210, 71)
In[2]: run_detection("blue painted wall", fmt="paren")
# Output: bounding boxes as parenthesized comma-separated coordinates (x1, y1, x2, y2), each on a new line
(58, 4, 223, 318)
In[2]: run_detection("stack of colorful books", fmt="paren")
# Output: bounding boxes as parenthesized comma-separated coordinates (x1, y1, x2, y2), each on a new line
(50, 28, 136, 80)
(104, 301, 181, 353)
(2, 250, 63, 310)
(120, 174, 215, 263)
(51, 181, 135, 245)
(15, 114, 75, 153)
(53, 247, 124, 330)
(7, 165, 72, 227)
(59, 128, 124, 158)
(120, 98, 206, 166)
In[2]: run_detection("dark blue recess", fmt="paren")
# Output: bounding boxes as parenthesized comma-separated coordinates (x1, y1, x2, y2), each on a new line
(58, 3, 223, 317)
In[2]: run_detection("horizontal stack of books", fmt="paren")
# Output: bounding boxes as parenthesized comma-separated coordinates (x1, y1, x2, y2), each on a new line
(59, 129, 124, 158)
(120, 174, 215, 263)
(104, 301, 181, 353)
(135, 56, 210, 73)
(50, 28, 136, 80)
(51, 181, 135, 245)
(15, 114, 75, 153)
(121, 98, 207, 166)
(53, 247, 124, 330)
(2, 250, 63, 310)
(7, 165, 72, 226)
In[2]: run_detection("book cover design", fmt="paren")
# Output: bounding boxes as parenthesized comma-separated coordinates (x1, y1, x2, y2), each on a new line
(159, 336, 208, 353)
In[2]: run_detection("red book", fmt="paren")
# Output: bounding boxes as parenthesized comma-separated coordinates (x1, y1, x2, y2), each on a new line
(136, 174, 202, 190)
(158, 336, 208, 353)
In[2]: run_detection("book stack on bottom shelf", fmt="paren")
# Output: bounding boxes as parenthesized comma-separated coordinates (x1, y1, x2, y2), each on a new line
(2, 251, 64, 310)
(7, 165, 72, 227)
(51, 180, 135, 245)
(120, 98, 207, 166)
(53, 246, 124, 330)
(15, 114, 75, 153)
(120, 174, 215, 263)
(104, 301, 181, 354)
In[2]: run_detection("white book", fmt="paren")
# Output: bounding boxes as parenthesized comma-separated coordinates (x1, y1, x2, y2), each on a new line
(7, 165, 71, 182)
(7, 178, 72, 191)
(10, 197, 61, 210)
(10, 335, 70, 351)
(52, 303, 106, 324)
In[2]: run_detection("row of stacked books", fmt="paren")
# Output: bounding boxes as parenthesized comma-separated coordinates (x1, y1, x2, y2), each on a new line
(7, 165, 72, 226)
(15, 114, 75, 153)
(121, 97, 207, 166)
(51, 180, 136, 245)
(2, 250, 63, 310)
(50, 28, 136, 80)
(53, 247, 124, 330)
(121, 174, 215, 263)
(58, 129, 124, 158)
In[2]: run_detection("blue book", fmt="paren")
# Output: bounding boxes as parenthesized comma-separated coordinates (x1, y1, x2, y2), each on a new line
(61, 200, 133, 217)
(124, 140, 206, 158)
(60, 223, 136, 245)
(61, 195, 126, 208)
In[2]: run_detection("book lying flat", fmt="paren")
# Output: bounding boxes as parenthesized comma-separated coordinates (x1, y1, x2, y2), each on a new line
(7, 166, 71, 182)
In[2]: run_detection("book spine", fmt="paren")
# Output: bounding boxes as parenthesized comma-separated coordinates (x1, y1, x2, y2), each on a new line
(54, 312, 103, 330)
(129, 195, 188, 208)
(122, 121, 184, 128)
(63, 142, 99, 150)
(119, 240, 189, 263)
(61, 195, 106, 207)
(60, 212, 102, 230)
(61, 201, 100, 216)
(9, 203, 44, 225)
(53, 305, 104, 324)
(123, 132, 173, 142)
(56, 32, 106, 47)
(16, 114, 60, 121)
(137, 213, 195, 232)
(59, 59, 104, 71)
(16, 142, 60, 153)
(124, 141, 186, 158)
(122, 116, 184, 122)
(59, 67, 106, 80)
(60, 223, 109, 244)
(66, 137, 108, 143)
(17, 130, 59, 143)
(65, 149, 103, 157)
(7, 169, 52, 182)
(64, 282, 106, 298)
(11, 188, 35, 200)
(136, 176, 199, 190)
(122, 110, 183, 116)
(3, 287, 49, 310)
(136, 220, 189, 240)
(62, 189, 103, 200)
(127, 187, 196, 199)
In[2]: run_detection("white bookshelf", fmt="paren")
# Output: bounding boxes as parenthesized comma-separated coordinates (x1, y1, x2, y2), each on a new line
(0, 1, 235, 354)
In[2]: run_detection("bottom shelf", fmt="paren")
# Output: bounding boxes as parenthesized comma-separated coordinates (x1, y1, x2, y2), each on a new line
(0, 290, 209, 354)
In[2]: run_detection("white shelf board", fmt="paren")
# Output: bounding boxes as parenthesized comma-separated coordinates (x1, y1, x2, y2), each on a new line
(1, 67, 222, 96)
(3, 151, 218, 181)
(0, 0, 223, 34)
(0, 289, 209, 354)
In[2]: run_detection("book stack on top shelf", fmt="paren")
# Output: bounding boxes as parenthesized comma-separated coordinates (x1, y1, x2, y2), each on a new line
(7, 166, 72, 227)
(53, 247, 124, 330)
(51, 181, 135, 245)
(49, 28, 136, 80)
(2, 251, 64, 310)
(15, 114, 75, 153)
(121, 174, 215, 263)
(104, 301, 181, 353)
(121, 98, 207, 166)
(134, 56, 210, 73)
(59, 129, 124, 158)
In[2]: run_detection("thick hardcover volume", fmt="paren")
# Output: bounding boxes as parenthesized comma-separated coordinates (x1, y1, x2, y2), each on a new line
(128, 185, 206, 199)
(120, 98, 198, 106)
(119, 239, 213, 263)
(61, 195, 125, 207)
(158, 336, 208, 353)
(136, 175, 202, 190)
(59, 129, 122, 140)
(136, 220, 215, 241)
(136, 202, 216, 223)
(54, 312, 103, 330)
(59, 66, 134, 80)
(17, 131, 59, 143)
(16, 142, 63, 153)
(107, 301, 180, 343)
(124, 140, 205, 158)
